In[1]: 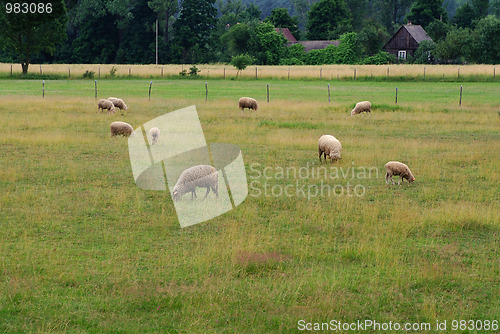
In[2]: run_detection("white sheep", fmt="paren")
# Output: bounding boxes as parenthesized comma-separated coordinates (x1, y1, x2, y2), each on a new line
(385, 161, 415, 185)
(149, 127, 160, 145)
(351, 101, 371, 116)
(172, 165, 219, 201)
(108, 97, 128, 110)
(238, 97, 258, 111)
(98, 99, 116, 113)
(318, 135, 342, 162)
(110, 121, 133, 137)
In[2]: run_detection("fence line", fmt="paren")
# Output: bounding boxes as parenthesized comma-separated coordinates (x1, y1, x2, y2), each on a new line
(1, 64, 498, 81)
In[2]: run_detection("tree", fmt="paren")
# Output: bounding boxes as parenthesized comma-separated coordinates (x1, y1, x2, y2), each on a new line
(406, 0, 447, 28)
(471, 0, 489, 18)
(0, 0, 67, 74)
(426, 19, 451, 42)
(467, 15, 500, 64)
(413, 40, 436, 63)
(254, 22, 289, 65)
(148, 0, 181, 43)
(453, 3, 476, 29)
(434, 26, 471, 62)
(358, 20, 390, 56)
(306, 0, 351, 40)
(231, 53, 255, 77)
(220, 23, 254, 57)
(173, 0, 217, 63)
(265, 8, 300, 40)
(334, 32, 362, 64)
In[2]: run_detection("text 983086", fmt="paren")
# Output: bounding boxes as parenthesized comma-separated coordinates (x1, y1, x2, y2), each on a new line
(5, 2, 52, 14)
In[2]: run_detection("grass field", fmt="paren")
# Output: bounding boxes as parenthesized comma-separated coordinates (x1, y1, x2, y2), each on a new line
(0, 78, 499, 332)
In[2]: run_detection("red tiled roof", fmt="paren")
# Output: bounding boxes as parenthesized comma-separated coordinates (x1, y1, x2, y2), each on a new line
(274, 27, 297, 43)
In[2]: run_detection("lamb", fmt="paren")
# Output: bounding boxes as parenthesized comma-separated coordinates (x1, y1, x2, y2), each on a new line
(238, 97, 258, 111)
(97, 99, 116, 113)
(351, 101, 371, 116)
(149, 127, 160, 145)
(172, 165, 219, 201)
(107, 97, 128, 110)
(318, 135, 342, 162)
(110, 121, 133, 137)
(385, 161, 415, 185)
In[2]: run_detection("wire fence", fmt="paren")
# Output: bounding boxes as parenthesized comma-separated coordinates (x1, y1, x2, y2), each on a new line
(0, 63, 498, 80)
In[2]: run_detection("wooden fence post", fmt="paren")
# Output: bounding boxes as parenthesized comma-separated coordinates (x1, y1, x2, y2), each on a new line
(149, 81, 153, 101)
(266, 83, 269, 103)
(94, 80, 97, 100)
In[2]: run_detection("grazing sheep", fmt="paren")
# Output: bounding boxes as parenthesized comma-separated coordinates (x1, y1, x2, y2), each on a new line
(172, 165, 219, 201)
(385, 161, 415, 185)
(318, 135, 342, 162)
(108, 97, 128, 110)
(238, 97, 258, 111)
(110, 121, 133, 137)
(149, 127, 160, 145)
(351, 101, 371, 116)
(98, 99, 116, 113)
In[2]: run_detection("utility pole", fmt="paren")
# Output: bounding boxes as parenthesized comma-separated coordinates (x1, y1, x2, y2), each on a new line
(155, 19, 159, 65)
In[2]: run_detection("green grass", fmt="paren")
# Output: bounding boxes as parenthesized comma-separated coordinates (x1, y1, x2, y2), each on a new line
(0, 79, 499, 333)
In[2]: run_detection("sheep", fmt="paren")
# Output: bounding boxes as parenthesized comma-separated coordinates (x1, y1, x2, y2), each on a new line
(110, 121, 133, 137)
(385, 161, 415, 185)
(318, 135, 342, 162)
(149, 127, 160, 145)
(98, 99, 116, 113)
(351, 101, 371, 116)
(107, 97, 128, 110)
(238, 97, 258, 111)
(172, 165, 219, 201)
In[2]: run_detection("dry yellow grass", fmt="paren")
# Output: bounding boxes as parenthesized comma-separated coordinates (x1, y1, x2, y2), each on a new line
(1, 63, 498, 79)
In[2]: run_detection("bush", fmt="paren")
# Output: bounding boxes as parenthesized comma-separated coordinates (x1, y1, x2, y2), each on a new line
(361, 51, 395, 65)
(279, 57, 304, 65)
(188, 65, 200, 76)
(109, 66, 117, 78)
(83, 70, 95, 79)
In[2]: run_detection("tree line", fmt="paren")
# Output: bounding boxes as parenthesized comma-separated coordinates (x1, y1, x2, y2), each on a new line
(0, 0, 498, 74)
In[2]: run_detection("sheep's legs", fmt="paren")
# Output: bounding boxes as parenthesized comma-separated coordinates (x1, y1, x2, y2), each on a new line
(319, 149, 323, 162)
(212, 185, 219, 198)
(203, 187, 210, 199)
(191, 190, 197, 200)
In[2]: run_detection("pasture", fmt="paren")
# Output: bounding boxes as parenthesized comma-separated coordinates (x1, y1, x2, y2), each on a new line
(0, 78, 499, 332)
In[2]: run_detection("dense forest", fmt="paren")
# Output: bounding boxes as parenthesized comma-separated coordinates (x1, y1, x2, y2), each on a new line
(0, 0, 499, 71)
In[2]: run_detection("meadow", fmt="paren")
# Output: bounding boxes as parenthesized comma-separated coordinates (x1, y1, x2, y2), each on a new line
(0, 78, 499, 333)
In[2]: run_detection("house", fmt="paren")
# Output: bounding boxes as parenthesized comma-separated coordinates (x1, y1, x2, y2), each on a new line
(382, 23, 433, 60)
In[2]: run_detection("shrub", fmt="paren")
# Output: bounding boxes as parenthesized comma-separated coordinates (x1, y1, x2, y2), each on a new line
(83, 70, 95, 79)
(188, 65, 200, 76)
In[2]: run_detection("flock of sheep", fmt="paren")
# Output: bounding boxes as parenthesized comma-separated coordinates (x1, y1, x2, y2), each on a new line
(101, 95, 414, 202)
(319, 100, 415, 185)
(238, 97, 415, 186)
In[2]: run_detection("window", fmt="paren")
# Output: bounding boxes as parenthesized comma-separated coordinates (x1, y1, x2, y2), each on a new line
(398, 50, 407, 60)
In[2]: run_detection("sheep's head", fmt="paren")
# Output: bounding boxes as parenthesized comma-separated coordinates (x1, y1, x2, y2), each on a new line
(172, 188, 181, 201)
(408, 174, 415, 183)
